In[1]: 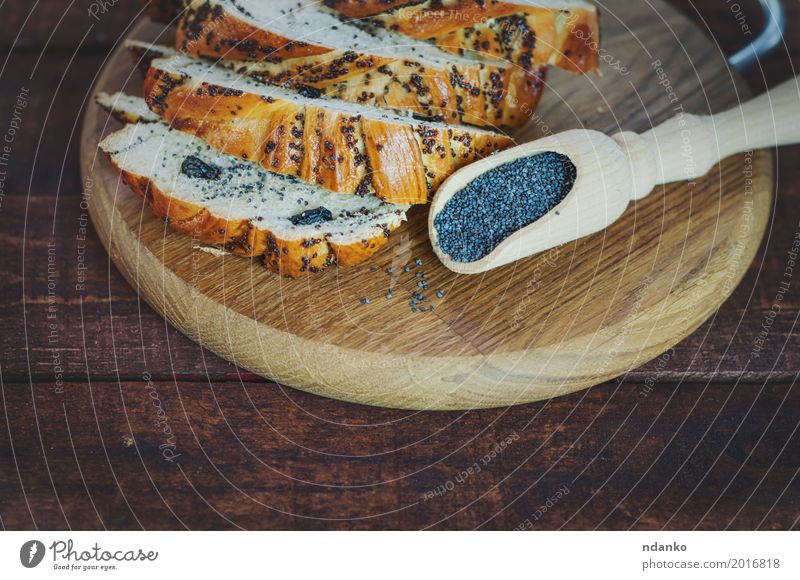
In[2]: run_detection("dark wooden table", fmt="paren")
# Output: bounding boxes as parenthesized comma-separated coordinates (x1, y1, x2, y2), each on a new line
(0, 0, 797, 530)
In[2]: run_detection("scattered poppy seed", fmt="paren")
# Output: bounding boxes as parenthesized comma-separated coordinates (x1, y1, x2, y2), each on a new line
(386, 267, 394, 274)
(434, 152, 577, 263)
(404, 266, 412, 273)
(360, 298, 371, 305)
(415, 259, 423, 266)
(436, 290, 446, 298)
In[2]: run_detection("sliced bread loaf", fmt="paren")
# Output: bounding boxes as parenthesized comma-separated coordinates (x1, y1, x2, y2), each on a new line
(174, 0, 546, 128)
(326, 0, 600, 73)
(96, 93, 408, 277)
(143, 54, 514, 205)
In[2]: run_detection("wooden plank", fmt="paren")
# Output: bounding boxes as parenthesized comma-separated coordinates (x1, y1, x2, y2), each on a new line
(0, 195, 240, 382)
(0, 54, 119, 198)
(0, 1, 142, 51)
(0, 379, 797, 529)
(1, 194, 798, 382)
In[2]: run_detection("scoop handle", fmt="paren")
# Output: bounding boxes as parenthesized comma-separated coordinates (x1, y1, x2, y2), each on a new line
(614, 75, 800, 200)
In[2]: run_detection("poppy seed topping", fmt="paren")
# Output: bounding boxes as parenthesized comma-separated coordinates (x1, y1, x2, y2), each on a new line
(434, 152, 577, 263)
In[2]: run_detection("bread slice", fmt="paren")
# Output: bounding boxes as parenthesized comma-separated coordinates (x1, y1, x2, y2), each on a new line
(326, 0, 600, 73)
(174, 0, 546, 129)
(143, 54, 514, 205)
(96, 93, 408, 277)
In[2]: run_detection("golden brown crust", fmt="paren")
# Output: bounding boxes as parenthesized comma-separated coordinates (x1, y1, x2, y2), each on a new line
(327, 0, 600, 73)
(301, 106, 366, 195)
(555, 14, 601, 74)
(332, 233, 393, 268)
(361, 119, 429, 206)
(106, 156, 400, 278)
(174, 0, 545, 128)
(143, 66, 514, 205)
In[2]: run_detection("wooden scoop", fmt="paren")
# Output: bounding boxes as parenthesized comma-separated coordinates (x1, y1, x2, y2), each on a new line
(430, 75, 800, 274)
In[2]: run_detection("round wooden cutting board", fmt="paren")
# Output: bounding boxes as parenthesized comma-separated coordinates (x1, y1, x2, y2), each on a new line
(81, 1, 772, 410)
